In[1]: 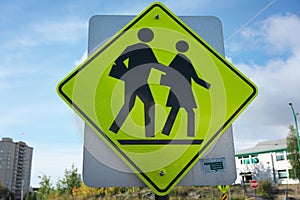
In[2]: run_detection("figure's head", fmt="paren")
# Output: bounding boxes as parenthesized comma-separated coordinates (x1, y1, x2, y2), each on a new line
(138, 28, 154, 43)
(176, 40, 189, 53)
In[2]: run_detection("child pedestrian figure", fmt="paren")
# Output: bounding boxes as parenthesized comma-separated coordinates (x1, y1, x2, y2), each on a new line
(161, 40, 211, 137)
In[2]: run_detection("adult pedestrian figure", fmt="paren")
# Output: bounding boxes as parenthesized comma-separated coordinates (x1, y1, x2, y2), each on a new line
(109, 28, 158, 137)
(161, 40, 211, 137)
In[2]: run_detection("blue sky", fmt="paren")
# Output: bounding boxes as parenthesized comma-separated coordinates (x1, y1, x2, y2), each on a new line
(1, 0, 300, 187)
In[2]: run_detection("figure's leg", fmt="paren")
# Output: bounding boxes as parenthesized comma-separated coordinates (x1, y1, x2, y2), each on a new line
(144, 101, 155, 137)
(187, 109, 195, 137)
(138, 86, 155, 137)
(162, 91, 180, 136)
(162, 106, 179, 136)
(109, 92, 135, 133)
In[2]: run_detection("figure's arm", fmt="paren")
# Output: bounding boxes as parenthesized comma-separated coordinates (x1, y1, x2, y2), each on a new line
(190, 65, 211, 89)
(194, 77, 211, 89)
(109, 53, 128, 79)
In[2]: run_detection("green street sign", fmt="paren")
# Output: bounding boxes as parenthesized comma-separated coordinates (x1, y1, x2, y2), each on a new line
(57, 2, 257, 195)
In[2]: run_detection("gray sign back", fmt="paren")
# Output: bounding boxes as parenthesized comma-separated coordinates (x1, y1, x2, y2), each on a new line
(83, 15, 236, 187)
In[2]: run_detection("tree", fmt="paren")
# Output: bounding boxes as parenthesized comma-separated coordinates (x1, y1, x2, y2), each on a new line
(251, 162, 273, 182)
(74, 182, 105, 199)
(257, 179, 276, 199)
(37, 175, 53, 200)
(25, 192, 37, 200)
(0, 180, 10, 199)
(286, 125, 300, 179)
(57, 164, 81, 196)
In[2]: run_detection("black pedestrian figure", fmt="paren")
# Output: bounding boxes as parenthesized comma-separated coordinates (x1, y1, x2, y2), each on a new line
(161, 40, 211, 137)
(109, 28, 158, 137)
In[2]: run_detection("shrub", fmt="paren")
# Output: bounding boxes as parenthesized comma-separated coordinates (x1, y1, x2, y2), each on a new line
(257, 179, 276, 199)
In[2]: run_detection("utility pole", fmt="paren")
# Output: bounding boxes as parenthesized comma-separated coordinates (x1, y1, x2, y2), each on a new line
(288, 103, 300, 157)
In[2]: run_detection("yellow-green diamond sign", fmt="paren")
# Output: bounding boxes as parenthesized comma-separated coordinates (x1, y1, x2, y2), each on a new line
(218, 185, 230, 194)
(57, 2, 257, 195)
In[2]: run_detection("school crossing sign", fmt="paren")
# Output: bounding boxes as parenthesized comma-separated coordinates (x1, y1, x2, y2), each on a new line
(57, 2, 257, 195)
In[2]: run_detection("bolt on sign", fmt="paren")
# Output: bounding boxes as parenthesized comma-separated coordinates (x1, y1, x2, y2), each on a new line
(57, 2, 258, 195)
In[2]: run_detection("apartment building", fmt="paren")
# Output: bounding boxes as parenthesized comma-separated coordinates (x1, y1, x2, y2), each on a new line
(235, 139, 299, 185)
(0, 137, 33, 199)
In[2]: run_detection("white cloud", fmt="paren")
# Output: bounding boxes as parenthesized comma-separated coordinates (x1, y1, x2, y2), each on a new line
(241, 13, 300, 55)
(262, 15, 300, 54)
(3, 18, 87, 51)
(232, 14, 300, 150)
(32, 19, 87, 43)
(0, 99, 73, 136)
(74, 51, 87, 67)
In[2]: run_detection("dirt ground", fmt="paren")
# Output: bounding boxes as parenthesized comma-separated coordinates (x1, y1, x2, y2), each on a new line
(274, 184, 300, 200)
(232, 184, 300, 200)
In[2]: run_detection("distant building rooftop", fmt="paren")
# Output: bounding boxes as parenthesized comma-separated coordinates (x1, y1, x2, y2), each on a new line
(1, 137, 13, 142)
(236, 138, 286, 156)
